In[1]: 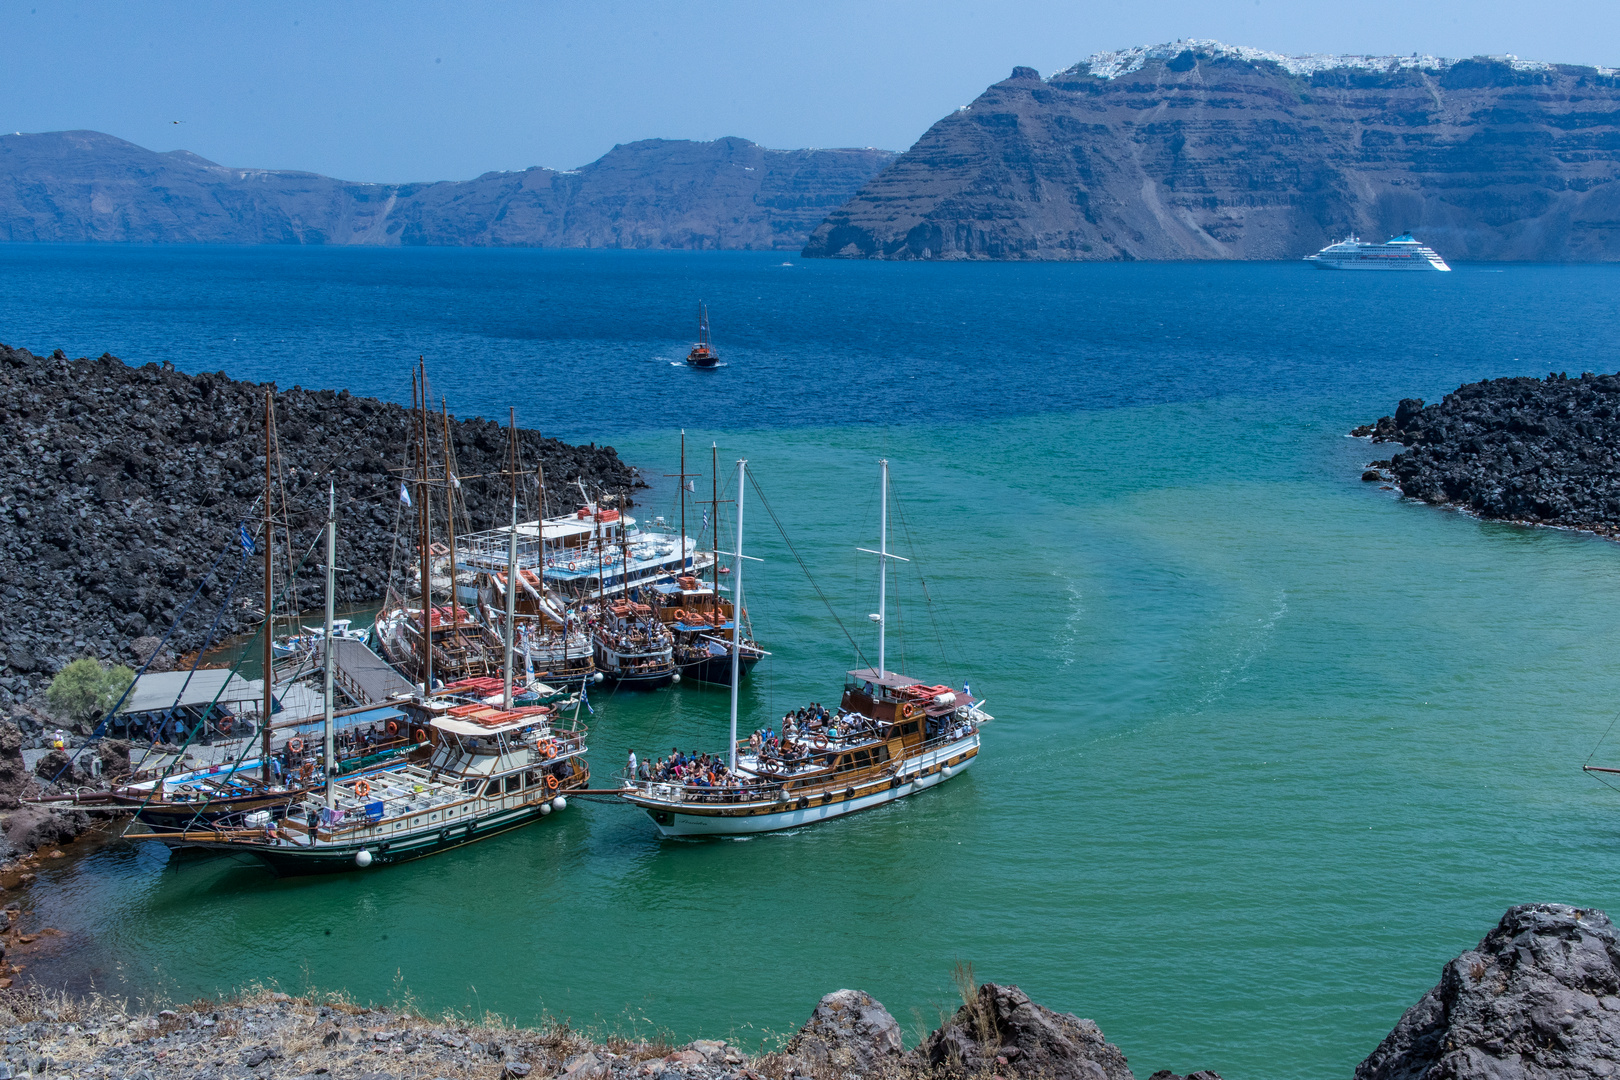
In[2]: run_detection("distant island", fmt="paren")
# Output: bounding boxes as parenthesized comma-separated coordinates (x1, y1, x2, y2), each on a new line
(803, 40, 1620, 262)
(0, 131, 894, 250)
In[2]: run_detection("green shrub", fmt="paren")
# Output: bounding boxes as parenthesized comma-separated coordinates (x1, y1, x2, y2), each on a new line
(46, 658, 135, 724)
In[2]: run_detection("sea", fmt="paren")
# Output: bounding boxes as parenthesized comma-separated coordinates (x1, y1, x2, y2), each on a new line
(3, 244, 1620, 1079)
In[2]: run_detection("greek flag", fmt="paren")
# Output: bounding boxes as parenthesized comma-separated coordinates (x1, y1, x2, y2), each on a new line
(399, 482, 412, 507)
(580, 683, 595, 715)
(238, 523, 254, 556)
(702, 510, 709, 529)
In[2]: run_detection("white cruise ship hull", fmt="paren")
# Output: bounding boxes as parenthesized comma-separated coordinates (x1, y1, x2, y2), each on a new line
(1308, 257, 1449, 271)
(628, 732, 978, 837)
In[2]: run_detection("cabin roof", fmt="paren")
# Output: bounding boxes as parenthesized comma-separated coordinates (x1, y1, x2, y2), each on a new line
(118, 670, 262, 714)
(846, 668, 921, 690)
(431, 715, 544, 738)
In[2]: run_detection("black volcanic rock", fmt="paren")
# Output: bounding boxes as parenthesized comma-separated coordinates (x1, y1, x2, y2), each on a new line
(0, 131, 894, 250)
(0, 343, 637, 709)
(1355, 371, 1620, 534)
(914, 983, 1135, 1080)
(804, 41, 1620, 261)
(1357, 904, 1620, 1080)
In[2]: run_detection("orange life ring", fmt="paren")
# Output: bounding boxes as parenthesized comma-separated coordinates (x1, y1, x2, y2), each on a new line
(901, 702, 923, 723)
(813, 733, 828, 750)
(386, 720, 400, 737)
(353, 779, 372, 799)
(673, 608, 687, 623)
(568, 561, 577, 571)
(545, 774, 558, 791)
(542, 740, 558, 759)
(287, 737, 304, 754)
(412, 728, 428, 744)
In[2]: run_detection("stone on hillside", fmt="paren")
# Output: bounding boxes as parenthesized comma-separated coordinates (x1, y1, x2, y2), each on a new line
(914, 983, 1133, 1080)
(1357, 904, 1620, 1080)
(785, 989, 904, 1077)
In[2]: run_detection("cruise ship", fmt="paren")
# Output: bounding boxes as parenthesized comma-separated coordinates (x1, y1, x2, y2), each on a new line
(1305, 233, 1451, 271)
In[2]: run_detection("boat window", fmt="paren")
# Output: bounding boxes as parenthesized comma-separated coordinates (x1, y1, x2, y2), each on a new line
(525, 771, 540, 787)
(852, 750, 871, 768)
(873, 745, 891, 763)
(836, 755, 854, 773)
(505, 774, 522, 794)
(484, 779, 502, 797)
(899, 721, 920, 736)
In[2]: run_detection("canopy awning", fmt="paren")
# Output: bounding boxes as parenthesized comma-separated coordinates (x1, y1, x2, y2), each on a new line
(846, 668, 920, 689)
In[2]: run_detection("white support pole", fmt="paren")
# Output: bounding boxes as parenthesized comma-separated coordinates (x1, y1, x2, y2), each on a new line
(728, 459, 747, 773)
(323, 482, 337, 809)
(504, 499, 518, 711)
(878, 458, 888, 679)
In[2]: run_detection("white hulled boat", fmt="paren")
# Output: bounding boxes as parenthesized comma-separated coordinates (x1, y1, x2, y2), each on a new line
(1305, 233, 1451, 271)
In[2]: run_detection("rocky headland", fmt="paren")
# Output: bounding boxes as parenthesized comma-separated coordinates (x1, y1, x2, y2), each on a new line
(0, 131, 895, 251)
(1354, 371, 1620, 536)
(0, 343, 640, 712)
(0, 903, 1612, 1079)
(803, 41, 1620, 262)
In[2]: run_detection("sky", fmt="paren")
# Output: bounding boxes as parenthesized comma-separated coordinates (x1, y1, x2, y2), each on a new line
(4, 1, 1617, 183)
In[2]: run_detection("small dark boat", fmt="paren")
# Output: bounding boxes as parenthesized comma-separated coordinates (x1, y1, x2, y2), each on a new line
(685, 303, 719, 368)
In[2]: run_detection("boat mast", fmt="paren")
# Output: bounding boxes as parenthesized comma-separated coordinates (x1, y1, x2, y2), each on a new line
(878, 459, 888, 678)
(441, 398, 458, 647)
(728, 458, 746, 772)
(323, 481, 336, 809)
(711, 442, 718, 609)
(417, 358, 433, 695)
(261, 390, 274, 784)
(680, 430, 686, 573)
(504, 408, 518, 712)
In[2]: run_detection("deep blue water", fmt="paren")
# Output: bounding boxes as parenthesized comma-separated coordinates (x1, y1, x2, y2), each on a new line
(5, 246, 1620, 1080)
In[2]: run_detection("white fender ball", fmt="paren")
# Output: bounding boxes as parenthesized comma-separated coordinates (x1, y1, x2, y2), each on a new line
(354, 849, 373, 868)
(551, 796, 567, 812)
(671, 672, 681, 684)
(593, 673, 605, 684)
(942, 765, 953, 778)
(539, 802, 552, 816)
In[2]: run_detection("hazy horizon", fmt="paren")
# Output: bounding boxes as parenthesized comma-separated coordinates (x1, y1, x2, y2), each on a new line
(5, 0, 1617, 184)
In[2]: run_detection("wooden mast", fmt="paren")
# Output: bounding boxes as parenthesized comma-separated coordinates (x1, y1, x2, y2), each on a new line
(261, 389, 274, 784)
(322, 481, 336, 809)
(417, 358, 433, 694)
(504, 408, 518, 711)
(728, 458, 746, 772)
(711, 443, 719, 617)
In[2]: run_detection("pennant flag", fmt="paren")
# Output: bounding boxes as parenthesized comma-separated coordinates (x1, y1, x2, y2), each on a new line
(581, 683, 595, 715)
(237, 523, 255, 556)
(399, 482, 413, 507)
(685, 479, 695, 492)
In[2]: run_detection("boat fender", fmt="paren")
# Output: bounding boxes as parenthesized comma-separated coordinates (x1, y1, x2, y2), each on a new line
(890, 777, 902, 789)
(943, 765, 954, 778)
(820, 791, 832, 804)
(671, 672, 680, 684)
(796, 796, 810, 809)
(287, 737, 304, 754)
(844, 787, 855, 801)
(354, 849, 373, 868)
(540, 802, 552, 816)
(386, 720, 400, 737)
(551, 796, 566, 812)
(545, 774, 559, 791)
(353, 779, 372, 799)
(439, 828, 450, 844)
(813, 734, 828, 750)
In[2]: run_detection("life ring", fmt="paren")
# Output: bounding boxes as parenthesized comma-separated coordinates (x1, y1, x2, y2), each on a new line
(568, 562, 577, 571)
(287, 737, 304, 753)
(542, 740, 557, 759)
(412, 728, 427, 745)
(673, 608, 687, 623)
(901, 702, 923, 723)
(353, 779, 372, 799)
(813, 733, 828, 750)
(215, 717, 232, 736)
(545, 774, 558, 791)
(386, 720, 400, 737)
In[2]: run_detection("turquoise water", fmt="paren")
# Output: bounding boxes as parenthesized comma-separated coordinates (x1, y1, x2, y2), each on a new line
(5, 249, 1620, 1078)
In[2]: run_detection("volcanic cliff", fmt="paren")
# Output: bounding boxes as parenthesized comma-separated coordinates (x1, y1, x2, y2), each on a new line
(0, 131, 894, 250)
(803, 41, 1620, 262)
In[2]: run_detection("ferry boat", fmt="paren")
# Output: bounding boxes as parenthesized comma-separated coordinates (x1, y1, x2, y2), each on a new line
(1305, 233, 1451, 271)
(652, 575, 765, 686)
(584, 596, 677, 688)
(272, 618, 368, 658)
(618, 458, 990, 836)
(685, 302, 719, 368)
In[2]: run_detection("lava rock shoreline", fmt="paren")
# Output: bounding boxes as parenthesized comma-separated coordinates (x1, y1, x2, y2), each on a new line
(0, 343, 642, 712)
(1354, 371, 1620, 536)
(6, 903, 1615, 1080)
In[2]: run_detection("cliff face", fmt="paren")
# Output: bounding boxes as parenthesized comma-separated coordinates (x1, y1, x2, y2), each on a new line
(802, 42, 1620, 261)
(0, 131, 893, 250)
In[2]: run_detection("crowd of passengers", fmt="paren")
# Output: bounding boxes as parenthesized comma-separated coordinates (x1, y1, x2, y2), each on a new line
(630, 702, 892, 792)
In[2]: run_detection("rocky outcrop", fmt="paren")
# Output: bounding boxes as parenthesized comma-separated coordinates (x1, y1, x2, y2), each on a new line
(804, 41, 1620, 262)
(0, 131, 894, 251)
(0, 343, 639, 708)
(784, 990, 904, 1077)
(915, 983, 1134, 1080)
(1353, 371, 1620, 534)
(1357, 904, 1620, 1079)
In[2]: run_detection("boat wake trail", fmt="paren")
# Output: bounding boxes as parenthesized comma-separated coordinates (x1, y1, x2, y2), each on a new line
(1192, 587, 1288, 709)
(1050, 572, 1085, 667)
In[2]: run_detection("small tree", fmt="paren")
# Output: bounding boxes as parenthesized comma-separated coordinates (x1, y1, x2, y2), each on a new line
(46, 658, 135, 725)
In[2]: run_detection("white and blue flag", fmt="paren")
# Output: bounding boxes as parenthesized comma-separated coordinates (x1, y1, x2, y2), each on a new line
(238, 523, 255, 556)
(399, 482, 412, 507)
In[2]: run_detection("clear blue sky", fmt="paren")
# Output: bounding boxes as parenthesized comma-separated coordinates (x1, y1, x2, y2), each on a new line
(5, 1, 1615, 182)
